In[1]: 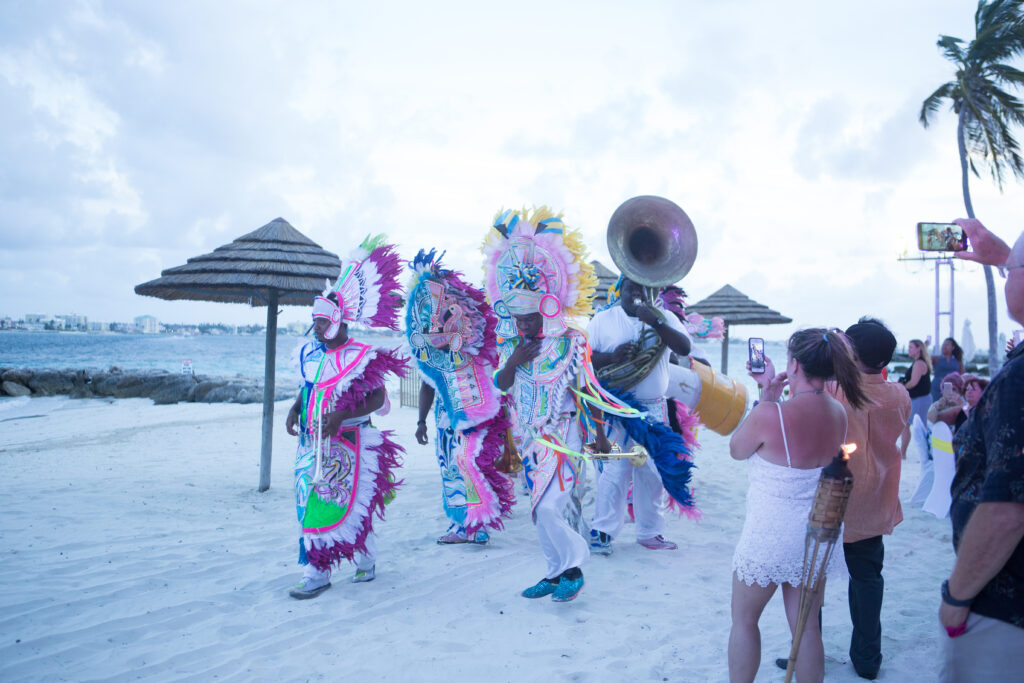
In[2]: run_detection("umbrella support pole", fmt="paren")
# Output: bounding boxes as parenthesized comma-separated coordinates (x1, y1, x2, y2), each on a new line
(259, 289, 278, 492)
(720, 324, 729, 375)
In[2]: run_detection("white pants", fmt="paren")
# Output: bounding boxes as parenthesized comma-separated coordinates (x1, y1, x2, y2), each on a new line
(591, 456, 667, 540)
(534, 457, 589, 579)
(591, 410, 667, 540)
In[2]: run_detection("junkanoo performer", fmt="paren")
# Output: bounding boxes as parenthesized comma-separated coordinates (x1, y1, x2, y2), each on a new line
(484, 207, 635, 602)
(284, 235, 407, 599)
(658, 284, 722, 442)
(406, 249, 516, 544)
(588, 276, 700, 555)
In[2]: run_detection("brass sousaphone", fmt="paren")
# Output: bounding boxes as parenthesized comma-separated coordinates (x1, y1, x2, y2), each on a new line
(606, 195, 748, 436)
(607, 195, 698, 289)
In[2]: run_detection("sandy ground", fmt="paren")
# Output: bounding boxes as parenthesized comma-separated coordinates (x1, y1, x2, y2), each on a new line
(0, 395, 952, 681)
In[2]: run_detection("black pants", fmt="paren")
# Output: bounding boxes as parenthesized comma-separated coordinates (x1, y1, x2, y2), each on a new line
(844, 536, 884, 675)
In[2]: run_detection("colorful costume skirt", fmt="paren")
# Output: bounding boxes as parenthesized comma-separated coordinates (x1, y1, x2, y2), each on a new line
(294, 422, 402, 571)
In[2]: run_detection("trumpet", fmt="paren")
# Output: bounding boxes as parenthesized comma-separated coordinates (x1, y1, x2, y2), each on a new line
(583, 442, 648, 467)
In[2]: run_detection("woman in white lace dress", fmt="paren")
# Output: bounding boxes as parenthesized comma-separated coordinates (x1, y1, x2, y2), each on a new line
(727, 329, 868, 683)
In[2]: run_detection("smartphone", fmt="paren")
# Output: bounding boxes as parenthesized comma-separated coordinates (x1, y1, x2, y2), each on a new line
(748, 337, 765, 374)
(917, 222, 968, 252)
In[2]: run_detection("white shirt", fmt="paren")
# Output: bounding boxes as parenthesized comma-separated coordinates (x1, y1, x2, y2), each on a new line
(586, 304, 688, 400)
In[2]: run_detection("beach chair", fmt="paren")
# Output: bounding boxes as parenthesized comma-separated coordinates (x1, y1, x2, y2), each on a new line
(923, 421, 955, 518)
(908, 415, 933, 505)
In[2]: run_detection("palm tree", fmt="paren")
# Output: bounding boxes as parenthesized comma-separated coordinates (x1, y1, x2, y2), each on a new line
(920, 0, 1024, 374)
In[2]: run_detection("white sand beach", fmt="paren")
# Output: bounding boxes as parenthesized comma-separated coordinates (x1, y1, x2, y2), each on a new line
(0, 396, 953, 681)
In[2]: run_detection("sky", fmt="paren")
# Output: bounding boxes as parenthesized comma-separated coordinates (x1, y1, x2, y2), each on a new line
(1, 0, 1022, 351)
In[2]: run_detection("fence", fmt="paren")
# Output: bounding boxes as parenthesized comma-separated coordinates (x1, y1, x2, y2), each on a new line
(399, 367, 422, 408)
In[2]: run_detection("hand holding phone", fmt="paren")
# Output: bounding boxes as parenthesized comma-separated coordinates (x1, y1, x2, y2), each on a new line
(917, 222, 968, 252)
(748, 337, 765, 374)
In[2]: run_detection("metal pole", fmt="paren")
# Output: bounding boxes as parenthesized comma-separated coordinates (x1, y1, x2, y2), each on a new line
(949, 259, 955, 341)
(721, 324, 729, 375)
(258, 288, 279, 492)
(934, 261, 940, 355)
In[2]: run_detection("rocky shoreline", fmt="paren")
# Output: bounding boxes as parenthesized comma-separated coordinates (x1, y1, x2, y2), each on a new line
(0, 366, 294, 405)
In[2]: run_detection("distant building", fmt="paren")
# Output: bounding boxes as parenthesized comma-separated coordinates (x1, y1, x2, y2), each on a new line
(24, 313, 47, 324)
(134, 315, 159, 334)
(287, 321, 309, 335)
(56, 314, 88, 330)
(88, 321, 110, 332)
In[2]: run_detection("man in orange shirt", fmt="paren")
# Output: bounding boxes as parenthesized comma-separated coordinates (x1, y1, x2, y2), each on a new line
(833, 318, 911, 679)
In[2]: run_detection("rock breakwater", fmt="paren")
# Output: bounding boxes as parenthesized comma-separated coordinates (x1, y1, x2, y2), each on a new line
(0, 366, 294, 405)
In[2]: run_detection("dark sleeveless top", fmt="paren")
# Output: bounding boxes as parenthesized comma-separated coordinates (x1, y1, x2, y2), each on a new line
(901, 361, 931, 399)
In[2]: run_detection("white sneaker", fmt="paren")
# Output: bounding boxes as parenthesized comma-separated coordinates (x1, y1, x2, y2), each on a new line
(289, 575, 331, 599)
(352, 565, 375, 583)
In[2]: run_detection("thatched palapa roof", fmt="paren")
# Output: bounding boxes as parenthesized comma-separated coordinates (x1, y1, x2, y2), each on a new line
(590, 260, 618, 303)
(134, 217, 341, 306)
(686, 284, 792, 326)
(134, 217, 343, 493)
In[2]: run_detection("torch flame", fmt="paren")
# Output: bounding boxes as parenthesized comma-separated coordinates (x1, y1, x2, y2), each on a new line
(841, 443, 857, 460)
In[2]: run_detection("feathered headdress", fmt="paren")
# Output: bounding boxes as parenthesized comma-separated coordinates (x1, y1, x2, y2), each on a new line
(481, 206, 597, 338)
(658, 285, 725, 340)
(405, 248, 497, 365)
(312, 234, 403, 338)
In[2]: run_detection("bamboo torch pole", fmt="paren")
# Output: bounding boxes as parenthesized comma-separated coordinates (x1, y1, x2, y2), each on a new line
(784, 444, 856, 682)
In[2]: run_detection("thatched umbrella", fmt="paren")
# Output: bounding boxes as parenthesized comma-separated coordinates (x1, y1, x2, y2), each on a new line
(590, 260, 619, 304)
(135, 217, 341, 491)
(686, 284, 793, 374)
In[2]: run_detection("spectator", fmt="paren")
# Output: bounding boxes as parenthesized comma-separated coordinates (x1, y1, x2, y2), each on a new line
(938, 218, 1024, 680)
(899, 339, 932, 459)
(962, 374, 990, 415)
(931, 337, 965, 402)
(928, 372, 967, 432)
(829, 318, 911, 680)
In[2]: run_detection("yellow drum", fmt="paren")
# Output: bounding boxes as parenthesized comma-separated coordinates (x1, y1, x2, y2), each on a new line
(691, 361, 748, 436)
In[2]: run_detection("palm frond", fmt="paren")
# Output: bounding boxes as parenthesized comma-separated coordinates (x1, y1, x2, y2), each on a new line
(938, 35, 967, 63)
(920, 81, 959, 126)
(987, 63, 1024, 88)
(970, 0, 1024, 63)
(987, 85, 1024, 127)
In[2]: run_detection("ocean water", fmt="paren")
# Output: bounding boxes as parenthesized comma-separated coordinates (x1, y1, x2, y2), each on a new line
(1, 330, 784, 391)
(0, 330, 405, 379)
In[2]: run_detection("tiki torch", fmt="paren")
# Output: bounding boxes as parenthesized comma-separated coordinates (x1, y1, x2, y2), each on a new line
(784, 444, 856, 683)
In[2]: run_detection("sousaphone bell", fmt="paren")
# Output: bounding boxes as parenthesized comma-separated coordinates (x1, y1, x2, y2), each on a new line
(607, 195, 698, 288)
(606, 195, 747, 436)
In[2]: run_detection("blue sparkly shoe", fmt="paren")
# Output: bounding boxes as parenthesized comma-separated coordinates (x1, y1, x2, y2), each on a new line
(469, 530, 489, 545)
(552, 570, 583, 602)
(521, 578, 559, 598)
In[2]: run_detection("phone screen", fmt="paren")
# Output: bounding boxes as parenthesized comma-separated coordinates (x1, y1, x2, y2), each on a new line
(748, 337, 765, 374)
(917, 222, 967, 251)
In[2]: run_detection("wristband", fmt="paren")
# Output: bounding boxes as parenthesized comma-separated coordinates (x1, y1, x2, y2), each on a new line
(941, 580, 974, 607)
(416, 420, 426, 426)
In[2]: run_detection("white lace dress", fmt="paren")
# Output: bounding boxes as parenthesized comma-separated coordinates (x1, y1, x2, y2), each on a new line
(732, 405, 847, 587)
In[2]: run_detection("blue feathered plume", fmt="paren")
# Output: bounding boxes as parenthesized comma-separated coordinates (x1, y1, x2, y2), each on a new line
(610, 393, 697, 511)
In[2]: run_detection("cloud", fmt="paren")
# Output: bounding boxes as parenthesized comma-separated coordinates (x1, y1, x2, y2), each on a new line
(790, 97, 934, 183)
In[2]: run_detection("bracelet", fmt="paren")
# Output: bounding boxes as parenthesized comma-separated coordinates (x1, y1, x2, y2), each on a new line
(416, 420, 426, 426)
(941, 580, 974, 607)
